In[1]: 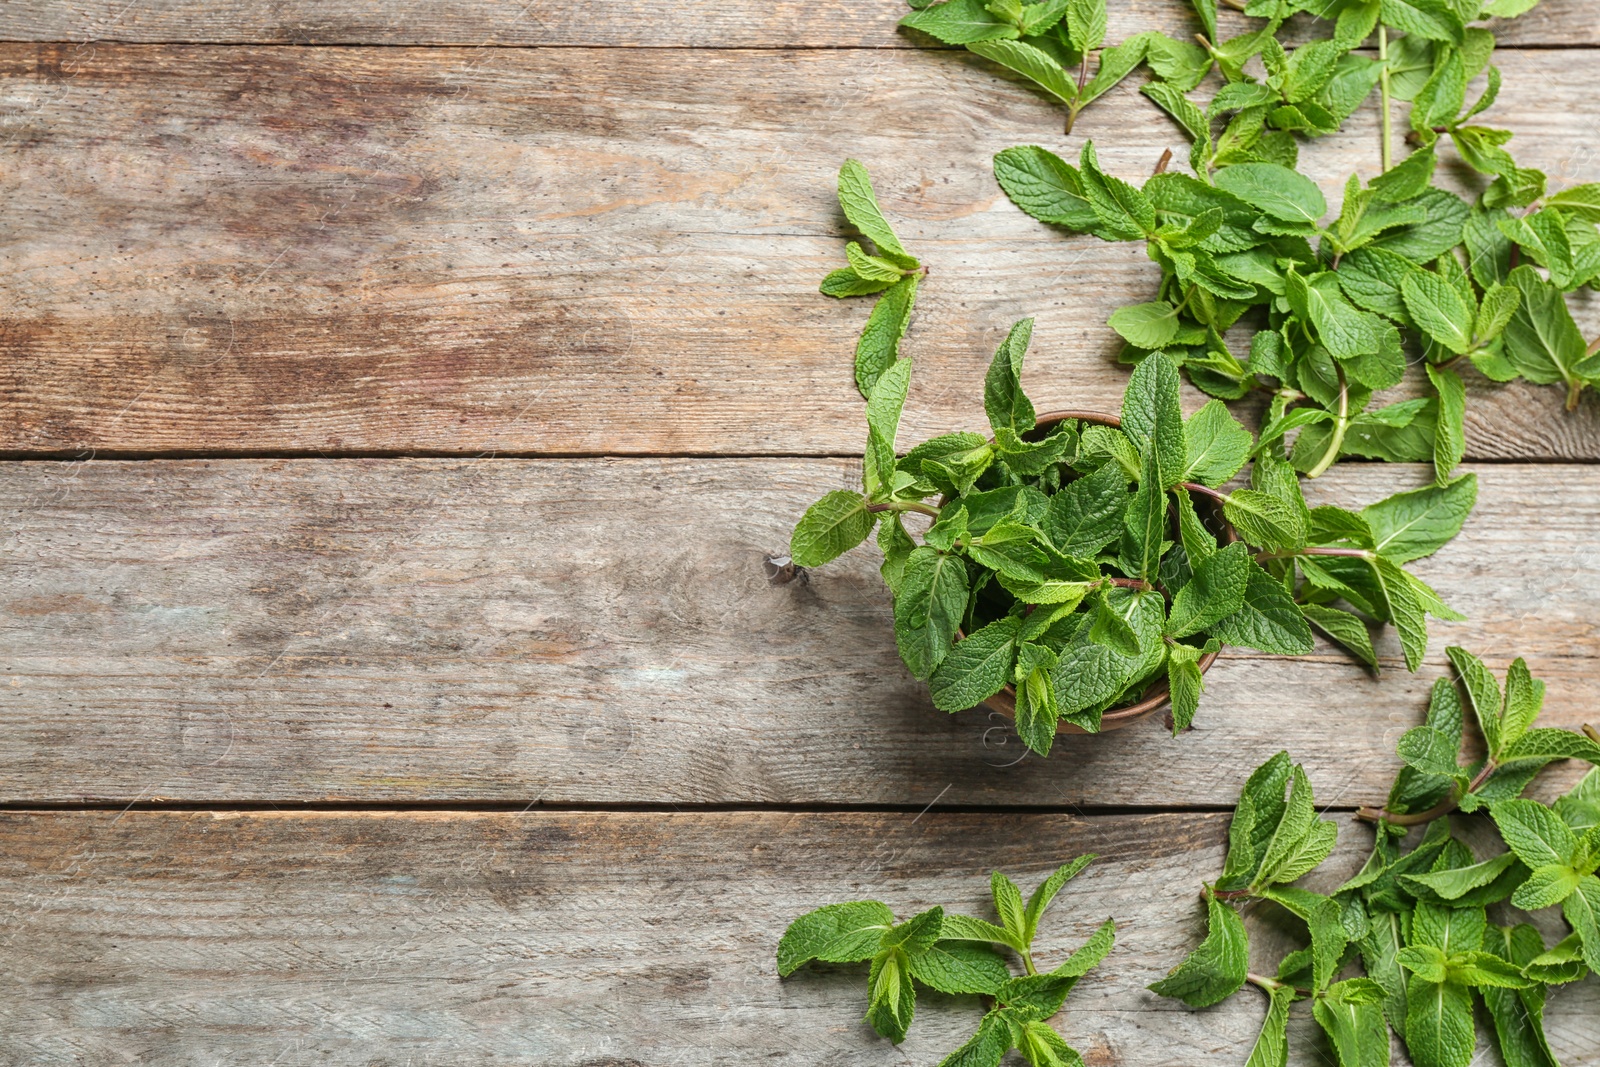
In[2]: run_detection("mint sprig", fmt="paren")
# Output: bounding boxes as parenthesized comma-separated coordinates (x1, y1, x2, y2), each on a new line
(777, 857, 1115, 1063)
(1152, 651, 1600, 1066)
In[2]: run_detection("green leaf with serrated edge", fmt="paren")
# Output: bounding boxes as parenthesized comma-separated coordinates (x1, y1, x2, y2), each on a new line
(1019, 0, 1072, 35)
(1243, 983, 1294, 1067)
(1078, 32, 1155, 111)
(791, 490, 874, 567)
(968, 38, 1079, 105)
(1109, 301, 1180, 350)
(1119, 448, 1167, 581)
(1403, 271, 1475, 356)
(1148, 891, 1248, 1007)
(985, 318, 1037, 436)
(990, 870, 1027, 946)
(866, 947, 916, 1043)
(1214, 162, 1327, 225)
(1380, 0, 1465, 44)
(940, 912, 1021, 949)
(1361, 474, 1476, 565)
(1051, 916, 1116, 978)
(900, 0, 1020, 45)
(1063, 0, 1105, 52)
(1482, 924, 1560, 1067)
(838, 159, 916, 268)
(1208, 557, 1314, 656)
(855, 276, 919, 398)
(777, 900, 895, 975)
(894, 546, 970, 680)
(1219, 751, 1292, 891)
(1369, 188, 1469, 262)
(1174, 488, 1217, 564)
(910, 941, 1014, 995)
(1500, 728, 1600, 766)
(1499, 658, 1542, 750)
(1166, 640, 1205, 733)
(1512, 865, 1581, 911)
(1252, 764, 1316, 890)
(1022, 855, 1095, 945)
(1048, 638, 1137, 732)
(1314, 978, 1391, 1067)
(1167, 541, 1250, 638)
(847, 241, 905, 283)
(1181, 401, 1253, 488)
(821, 267, 894, 298)
(1396, 725, 1467, 782)
(1043, 461, 1129, 557)
(1017, 1020, 1084, 1067)
(1445, 644, 1502, 758)
(1121, 351, 1186, 486)
(1300, 604, 1378, 672)
(865, 356, 913, 456)
(1404, 848, 1518, 897)
(1078, 141, 1155, 239)
(995, 972, 1076, 1018)
(1492, 799, 1579, 870)
(936, 1012, 1011, 1067)
(1504, 263, 1587, 399)
(1359, 909, 1411, 1042)
(993, 145, 1098, 229)
(1403, 974, 1475, 1067)
(879, 515, 915, 595)
(1426, 364, 1465, 485)
(882, 905, 945, 953)
(1563, 877, 1600, 971)
(930, 617, 1021, 712)
(1369, 556, 1428, 673)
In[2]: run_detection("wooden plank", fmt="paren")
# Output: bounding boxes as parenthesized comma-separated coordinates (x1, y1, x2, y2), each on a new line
(3, 46, 1599, 458)
(0, 810, 1593, 1064)
(0, 0, 1591, 47)
(2, 457, 1596, 806)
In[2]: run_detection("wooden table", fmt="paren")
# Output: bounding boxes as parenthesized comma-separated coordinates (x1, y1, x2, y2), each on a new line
(2, 3, 1598, 1062)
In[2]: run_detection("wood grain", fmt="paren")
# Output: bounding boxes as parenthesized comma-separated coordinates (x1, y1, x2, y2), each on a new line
(0, 810, 1593, 1065)
(3, 457, 1595, 807)
(3, 45, 1599, 457)
(0, 0, 1591, 46)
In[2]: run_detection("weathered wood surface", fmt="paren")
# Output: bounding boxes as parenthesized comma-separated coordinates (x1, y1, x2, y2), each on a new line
(3, 457, 1595, 806)
(3, 46, 1599, 458)
(0, 0, 1591, 46)
(1, 811, 1594, 1065)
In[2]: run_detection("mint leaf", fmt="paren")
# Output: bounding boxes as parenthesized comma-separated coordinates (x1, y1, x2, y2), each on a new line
(1023, 855, 1096, 945)
(894, 547, 971, 680)
(1426, 364, 1465, 485)
(930, 616, 1021, 712)
(1300, 604, 1378, 672)
(1208, 558, 1314, 656)
(1403, 270, 1475, 356)
(1361, 474, 1477, 564)
(1492, 799, 1579, 871)
(968, 39, 1079, 106)
(1165, 640, 1208, 733)
(986, 318, 1038, 436)
(866, 947, 917, 1043)
(1245, 983, 1294, 1067)
(1182, 401, 1254, 487)
(910, 941, 1014, 995)
(838, 159, 917, 268)
(855, 276, 920, 398)
(900, 0, 1021, 45)
(1120, 351, 1186, 486)
(1403, 974, 1475, 1067)
(1168, 541, 1250, 638)
(993, 145, 1098, 229)
(791, 490, 874, 567)
(1043, 461, 1129, 557)
(777, 901, 895, 975)
(1504, 264, 1588, 407)
(1314, 978, 1390, 1067)
(1149, 892, 1249, 1007)
(1214, 162, 1327, 225)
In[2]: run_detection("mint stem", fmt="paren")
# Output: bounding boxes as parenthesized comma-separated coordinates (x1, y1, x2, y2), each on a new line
(1378, 26, 1394, 173)
(1257, 546, 1374, 563)
(1305, 365, 1349, 479)
(1022, 951, 1038, 976)
(867, 501, 941, 518)
(1356, 760, 1499, 826)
